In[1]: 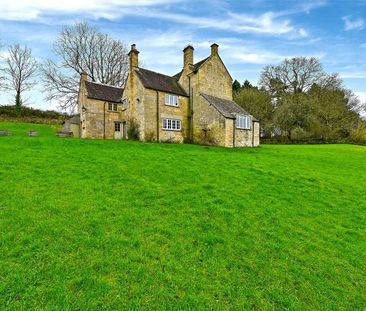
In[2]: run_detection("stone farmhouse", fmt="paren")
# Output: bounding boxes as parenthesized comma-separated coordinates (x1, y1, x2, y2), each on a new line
(75, 43, 260, 147)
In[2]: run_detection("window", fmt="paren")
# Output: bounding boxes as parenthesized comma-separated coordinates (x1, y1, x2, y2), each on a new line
(162, 118, 181, 131)
(165, 94, 179, 107)
(122, 99, 128, 110)
(114, 122, 121, 132)
(108, 102, 118, 112)
(236, 115, 251, 129)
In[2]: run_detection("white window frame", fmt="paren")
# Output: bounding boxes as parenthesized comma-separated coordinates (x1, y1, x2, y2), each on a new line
(114, 122, 121, 132)
(108, 102, 118, 112)
(162, 118, 181, 131)
(236, 115, 251, 130)
(165, 94, 179, 107)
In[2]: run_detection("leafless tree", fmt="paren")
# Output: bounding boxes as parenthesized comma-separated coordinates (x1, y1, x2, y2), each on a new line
(0, 40, 5, 89)
(2, 44, 38, 113)
(259, 57, 342, 95)
(41, 22, 129, 111)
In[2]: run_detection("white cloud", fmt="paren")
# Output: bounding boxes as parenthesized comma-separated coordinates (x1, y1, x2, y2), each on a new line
(0, 0, 181, 21)
(299, 28, 308, 37)
(355, 92, 366, 103)
(340, 72, 366, 78)
(0, 1, 309, 38)
(342, 15, 365, 31)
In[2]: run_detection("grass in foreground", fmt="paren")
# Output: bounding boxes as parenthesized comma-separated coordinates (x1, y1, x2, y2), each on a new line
(0, 122, 366, 310)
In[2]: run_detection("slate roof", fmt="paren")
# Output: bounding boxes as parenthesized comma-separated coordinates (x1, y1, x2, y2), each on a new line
(172, 57, 210, 80)
(136, 68, 188, 97)
(201, 93, 257, 120)
(65, 114, 80, 124)
(85, 81, 123, 103)
(192, 57, 209, 71)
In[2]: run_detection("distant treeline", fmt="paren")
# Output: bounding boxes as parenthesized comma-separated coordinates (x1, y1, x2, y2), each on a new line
(233, 57, 366, 145)
(0, 105, 68, 124)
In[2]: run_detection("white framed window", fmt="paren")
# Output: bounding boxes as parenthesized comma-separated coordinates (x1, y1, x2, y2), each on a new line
(236, 115, 251, 129)
(165, 94, 179, 107)
(122, 99, 128, 110)
(114, 122, 121, 132)
(162, 118, 181, 131)
(108, 102, 118, 112)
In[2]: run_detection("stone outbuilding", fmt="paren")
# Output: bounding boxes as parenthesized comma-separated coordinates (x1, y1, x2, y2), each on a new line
(62, 114, 80, 137)
(75, 43, 260, 147)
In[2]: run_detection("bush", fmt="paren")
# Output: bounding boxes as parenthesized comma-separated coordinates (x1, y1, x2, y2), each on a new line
(351, 123, 366, 145)
(145, 130, 156, 142)
(127, 118, 140, 140)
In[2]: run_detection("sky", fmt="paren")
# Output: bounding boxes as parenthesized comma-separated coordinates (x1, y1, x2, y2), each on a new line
(0, 0, 365, 111)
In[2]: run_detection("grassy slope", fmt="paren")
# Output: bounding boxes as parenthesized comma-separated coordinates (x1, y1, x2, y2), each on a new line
(0, 122, 365, 310)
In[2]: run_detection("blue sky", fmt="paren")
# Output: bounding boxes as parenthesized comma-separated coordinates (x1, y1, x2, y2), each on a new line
(0, 0, 365, 111)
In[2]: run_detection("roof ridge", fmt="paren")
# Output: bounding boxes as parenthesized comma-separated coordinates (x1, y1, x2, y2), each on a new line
(138, 67, 174, 79)
(86, 80, 123, 89)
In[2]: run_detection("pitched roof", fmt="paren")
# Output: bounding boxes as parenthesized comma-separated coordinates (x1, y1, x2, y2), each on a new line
(172, 57, 210, 80)
(192, 57, 209, 71)
(136, 68, 188, 97)
(172, 70, 182, 80)
(66, 114, 80, 124)
(85, 81, 123, 103)
(201, 93, 257, 120)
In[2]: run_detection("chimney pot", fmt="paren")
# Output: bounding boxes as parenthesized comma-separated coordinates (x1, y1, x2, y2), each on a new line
(211, 43, 219, 56)
(128, 43, 139, 69)
(183, 44, 194, 70)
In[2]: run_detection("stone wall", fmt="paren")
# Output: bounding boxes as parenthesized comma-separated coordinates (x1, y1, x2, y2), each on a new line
(193, 96, 227, 146)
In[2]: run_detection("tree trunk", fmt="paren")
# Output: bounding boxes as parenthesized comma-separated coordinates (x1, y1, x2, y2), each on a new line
(15, 91, 22, 117)
(287, 129, 292, 142)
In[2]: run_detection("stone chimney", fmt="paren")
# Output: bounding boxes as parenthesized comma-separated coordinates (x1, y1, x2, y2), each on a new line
(81, 71, 88, 82)
(183, 45, 194, 70)
(211, 43, 219, 56)
(128, 44, 139, 70)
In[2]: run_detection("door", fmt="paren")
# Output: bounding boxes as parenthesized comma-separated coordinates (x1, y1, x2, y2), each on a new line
(114, 122, 122, 139)
(122, 121, 127, 139)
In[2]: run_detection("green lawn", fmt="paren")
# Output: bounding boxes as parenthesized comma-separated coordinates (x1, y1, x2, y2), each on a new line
(0, 122, 365, 310)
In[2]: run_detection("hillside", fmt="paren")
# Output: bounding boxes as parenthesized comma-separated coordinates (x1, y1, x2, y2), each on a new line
(0, 122, 365, 310)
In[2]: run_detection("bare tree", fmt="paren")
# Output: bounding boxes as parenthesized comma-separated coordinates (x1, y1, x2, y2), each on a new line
(0, 40, 4, 89)
(259, 57, 342, 95)
(41, 22, 129, 111)
(2, 44, 38, 114)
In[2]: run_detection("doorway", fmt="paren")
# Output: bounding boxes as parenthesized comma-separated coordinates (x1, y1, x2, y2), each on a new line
(114, 122, 122, 139)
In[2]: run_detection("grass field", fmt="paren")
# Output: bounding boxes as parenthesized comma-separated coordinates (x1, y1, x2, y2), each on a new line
(1, 122, 365, 310)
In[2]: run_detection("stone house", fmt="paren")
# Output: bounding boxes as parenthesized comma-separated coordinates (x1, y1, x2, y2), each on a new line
(76, 43, 260, 147)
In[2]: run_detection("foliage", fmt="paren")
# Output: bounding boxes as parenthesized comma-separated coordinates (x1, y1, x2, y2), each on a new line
(259, 57, 342, 95)
(144, 130, 156, 142)
(0, 122, 366, 309)
(232, 79, 241, 92)
(234, 87, 273, 137)
(41, 22, 129, 111)
(242, 79, 253, 89)
(232, 57, 366, 143)
(127, 118, 140, 140)
(0, 105, 66, 120)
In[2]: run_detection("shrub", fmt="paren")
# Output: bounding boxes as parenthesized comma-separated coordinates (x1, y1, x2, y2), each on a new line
(145, 130, 156, 142)
(127, 118, 140, 140)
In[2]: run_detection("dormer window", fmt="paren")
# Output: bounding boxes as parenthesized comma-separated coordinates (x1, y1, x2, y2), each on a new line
(236, 115, 251, 129)
(165, 94, 179, 107)
(108, 102, 118, 112)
